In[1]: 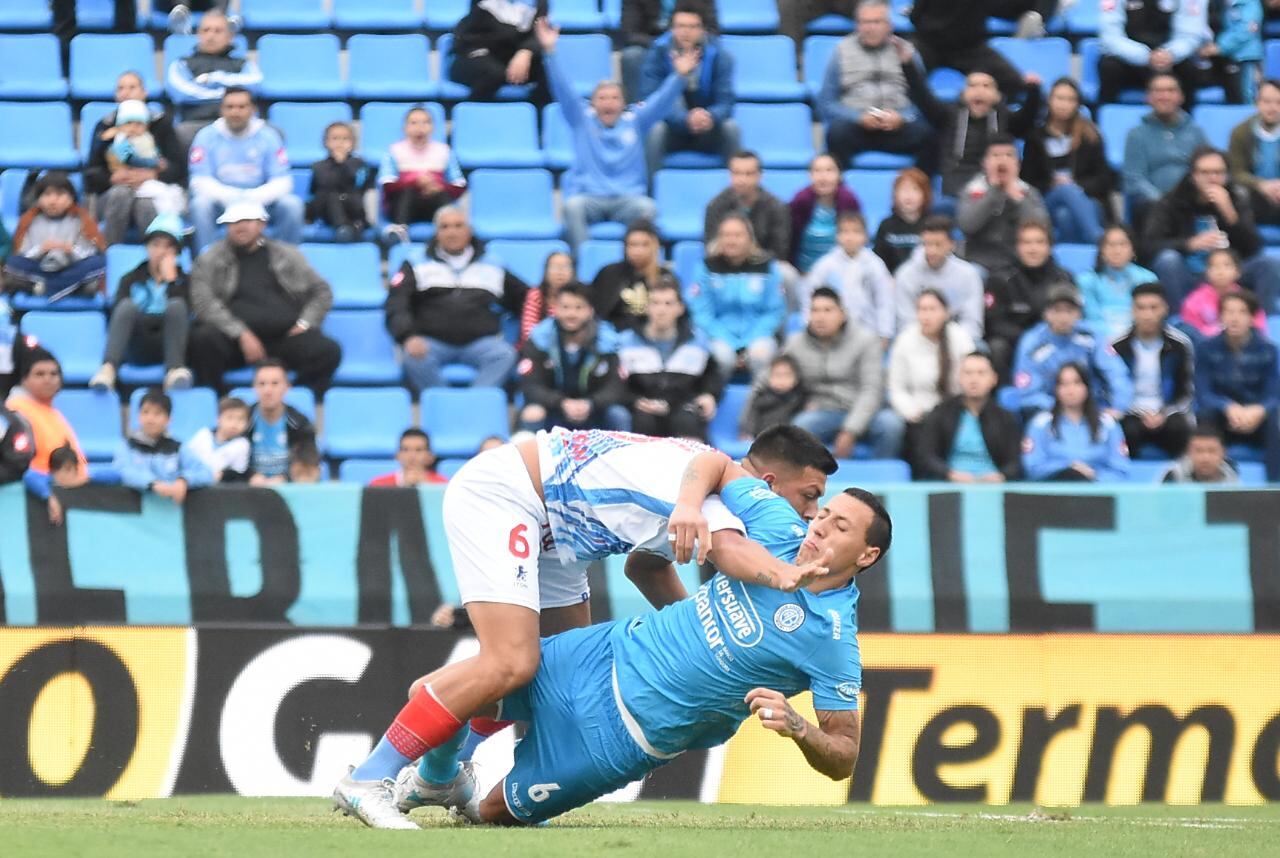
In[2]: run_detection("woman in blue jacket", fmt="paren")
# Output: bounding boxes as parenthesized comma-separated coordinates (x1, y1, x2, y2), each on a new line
(1023, 362, 1131, 482)
(686, 214, 784, 379)
(1077, 224, 1159, 341)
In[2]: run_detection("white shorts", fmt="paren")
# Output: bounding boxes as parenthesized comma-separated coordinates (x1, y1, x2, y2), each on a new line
(442, 444, 591, 612)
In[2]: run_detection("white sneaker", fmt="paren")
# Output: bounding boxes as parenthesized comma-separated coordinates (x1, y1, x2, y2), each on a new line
(1015, 11, 1046, 39)
(164, 367, 193, 391)
(332, 767, 420, 830)
(394, 760, 477, 814)
(89, 364, 116, 392)
(167, 4, 191, 35)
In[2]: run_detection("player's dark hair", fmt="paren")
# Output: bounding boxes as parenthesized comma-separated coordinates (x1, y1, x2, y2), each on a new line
(841, 487, 892, 570)
(400, 427, 430, 446)
(140, 388, 172, 416)
(49, 443, 79, 472)
(747, 425, 838, 476)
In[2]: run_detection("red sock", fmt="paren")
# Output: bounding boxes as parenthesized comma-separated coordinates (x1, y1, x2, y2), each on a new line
(386, 685, 463, 759)
(469, 717, 514, 738)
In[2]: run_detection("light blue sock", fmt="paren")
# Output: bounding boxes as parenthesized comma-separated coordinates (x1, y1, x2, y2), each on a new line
(351, 735, 413, 782)
(457, 725, 487, 764)
(418, 724, 469, 785)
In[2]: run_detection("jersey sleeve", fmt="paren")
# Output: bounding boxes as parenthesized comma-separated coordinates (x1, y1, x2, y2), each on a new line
(702, 495, 745, 536)
(806, 632, 862, 712)
(718, 477, 807, 562)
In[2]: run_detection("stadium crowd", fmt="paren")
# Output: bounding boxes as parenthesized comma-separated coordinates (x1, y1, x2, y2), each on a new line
(6, 0, 1280, 519)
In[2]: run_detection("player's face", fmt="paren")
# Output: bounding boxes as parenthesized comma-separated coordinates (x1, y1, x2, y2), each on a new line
(799, 493, 879, 587)
(766, 464, 828, 521)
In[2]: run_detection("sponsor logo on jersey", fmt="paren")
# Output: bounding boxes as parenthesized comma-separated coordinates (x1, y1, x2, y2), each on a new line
(828, 609, 842, 640)
(773, 604, 805, 633)
(835, 681, 859, 702)
(713, 577, 763, 648)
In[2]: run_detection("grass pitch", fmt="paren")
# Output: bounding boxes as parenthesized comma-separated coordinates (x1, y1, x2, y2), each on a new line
(0, 798, 1276, 858)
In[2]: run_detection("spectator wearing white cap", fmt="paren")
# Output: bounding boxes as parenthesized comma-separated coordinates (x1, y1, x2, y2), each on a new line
(186, 201, 341, 392)
(188, 87, 302, 252)
(91, 214, 194, 393)
(83, 72, 187, 246)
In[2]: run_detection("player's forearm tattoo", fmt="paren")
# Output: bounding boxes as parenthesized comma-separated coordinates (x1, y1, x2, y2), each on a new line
(753, 570, 774, 587)
(785, 708, 806, 736)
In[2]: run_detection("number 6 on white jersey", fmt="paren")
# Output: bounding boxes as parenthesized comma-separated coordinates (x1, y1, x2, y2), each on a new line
(528, 782, 561, 803)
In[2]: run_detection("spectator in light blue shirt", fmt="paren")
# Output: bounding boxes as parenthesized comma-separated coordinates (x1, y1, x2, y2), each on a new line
(114, 388, 213, 502)
(1022, 362, 1131, 482)
(538, 18, 696, 251)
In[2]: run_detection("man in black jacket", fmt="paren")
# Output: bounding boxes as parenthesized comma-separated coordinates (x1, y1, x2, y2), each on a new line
(245, 359, 315, 485)
(450, 0, 549, 104)
(915, 351, 1023, 481)
(385, 207, 526, 392)
(983, 220, 1075, 378)
(517, 283, 630, 432)
(618, 280, 722, 439)
(1144, 146, 1280, 309)
(83, 72, 187, 246)
(1111, 283, 1196, 458)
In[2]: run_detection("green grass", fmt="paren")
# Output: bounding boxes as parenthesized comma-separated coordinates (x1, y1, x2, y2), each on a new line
(1, 798, 1277, 858)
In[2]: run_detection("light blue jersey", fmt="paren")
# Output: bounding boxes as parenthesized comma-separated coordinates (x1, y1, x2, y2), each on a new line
(498, 477, 862, 823)
(612, 477, 861, 756)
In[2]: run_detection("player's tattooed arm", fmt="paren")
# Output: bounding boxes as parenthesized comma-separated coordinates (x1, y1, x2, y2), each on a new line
(709, 530, 832, 593)
(671, 451, 749, 564)
(746, 688, 860, 781)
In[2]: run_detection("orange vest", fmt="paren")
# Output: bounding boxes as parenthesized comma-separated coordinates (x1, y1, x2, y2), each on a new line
(4, 391, 87, 474)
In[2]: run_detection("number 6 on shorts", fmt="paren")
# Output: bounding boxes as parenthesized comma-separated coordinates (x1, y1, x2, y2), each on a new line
(509, 524, 531, 558)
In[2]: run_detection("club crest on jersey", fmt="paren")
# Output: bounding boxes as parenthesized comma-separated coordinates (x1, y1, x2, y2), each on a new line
(773, 603, 805, 633)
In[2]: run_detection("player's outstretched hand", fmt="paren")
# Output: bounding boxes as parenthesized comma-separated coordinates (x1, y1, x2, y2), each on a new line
(668, 501, 711, 565)
(745, 688, 807, 739)
(775, 548, 833, 592)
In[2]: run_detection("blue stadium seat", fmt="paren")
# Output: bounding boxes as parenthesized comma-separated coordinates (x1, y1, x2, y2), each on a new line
(257, 34, 345, 101)
(1268, 314, 1280, 343)
(1193, 104, 1253, 151)
(1054, 243, 1096, 276)
(1267, 40, 1280, 79)
(802, 35, 840, 98)
(469, 169, 561, 239)
(69, 34, 158, 100)
(20, 312, 104, 384)
(79, 101, 114, 159)
(104, 243, 147, 299)
(807, 13, 856, 34)
(832, 458, 911, 484)
(436, 457, 468, 479)
(54, 389, 122, 461)
(452, 102, 544, 169)
(0, 35, 66, 99)
(708, 384, 751, 458)
(1, 167, 27, 231)
(720, 36, 806, 102)
(0, 102, 79, 169)
(323, 388, 412, 458)
(990, 38, 1072, 94)
(717, 0, 781, 33)
(760, 169, 809, 203)
(554, 34, 615, 98)
(299, 243, 385, 309)
(269, 102, 353, 167)
(359, 101, 446, 161)
(323, 310, 402, 385)
(338, 457, 399, 484)
(588, 222, 628, 240)
(129, 387, 218, 443)
(601, 0, 622, 28)
(420, 387, 510, 457)
(671, 240, 706, 287)
(1064, 1, 1099, 35)
(347, 34, 436, 101)
(551, 0, 607, 31)
(0, 1, 52, 30)
(1238, 461, 1268, 485)
(541, 103, 574, 170)
(843, 169, 897, 232)
(1097, 104, 1147, 171)
(227, 386, 317, 421)
(655, 169, 729, 241)
(849, 151, 914, 170)
(1126, 460, 1170, 483)
(424, 0, 469, 30)
(577, 240, 623, 283)
(436, 33, 531, 101)
(737, 103, 816, 169)
(332, 0, 420, 31)
(240, 0, 329, 31)
(487, 239, 571, 286)
(927, 67, 966, 102)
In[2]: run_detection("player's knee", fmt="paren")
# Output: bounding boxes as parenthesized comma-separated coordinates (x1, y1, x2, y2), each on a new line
(407, 675, 428, 699)
(481, 647, 540, 692)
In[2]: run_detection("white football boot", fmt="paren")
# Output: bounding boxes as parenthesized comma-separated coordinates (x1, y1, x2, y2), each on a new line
(394, 761, 478, 815)
(332, 766, 420, 830)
